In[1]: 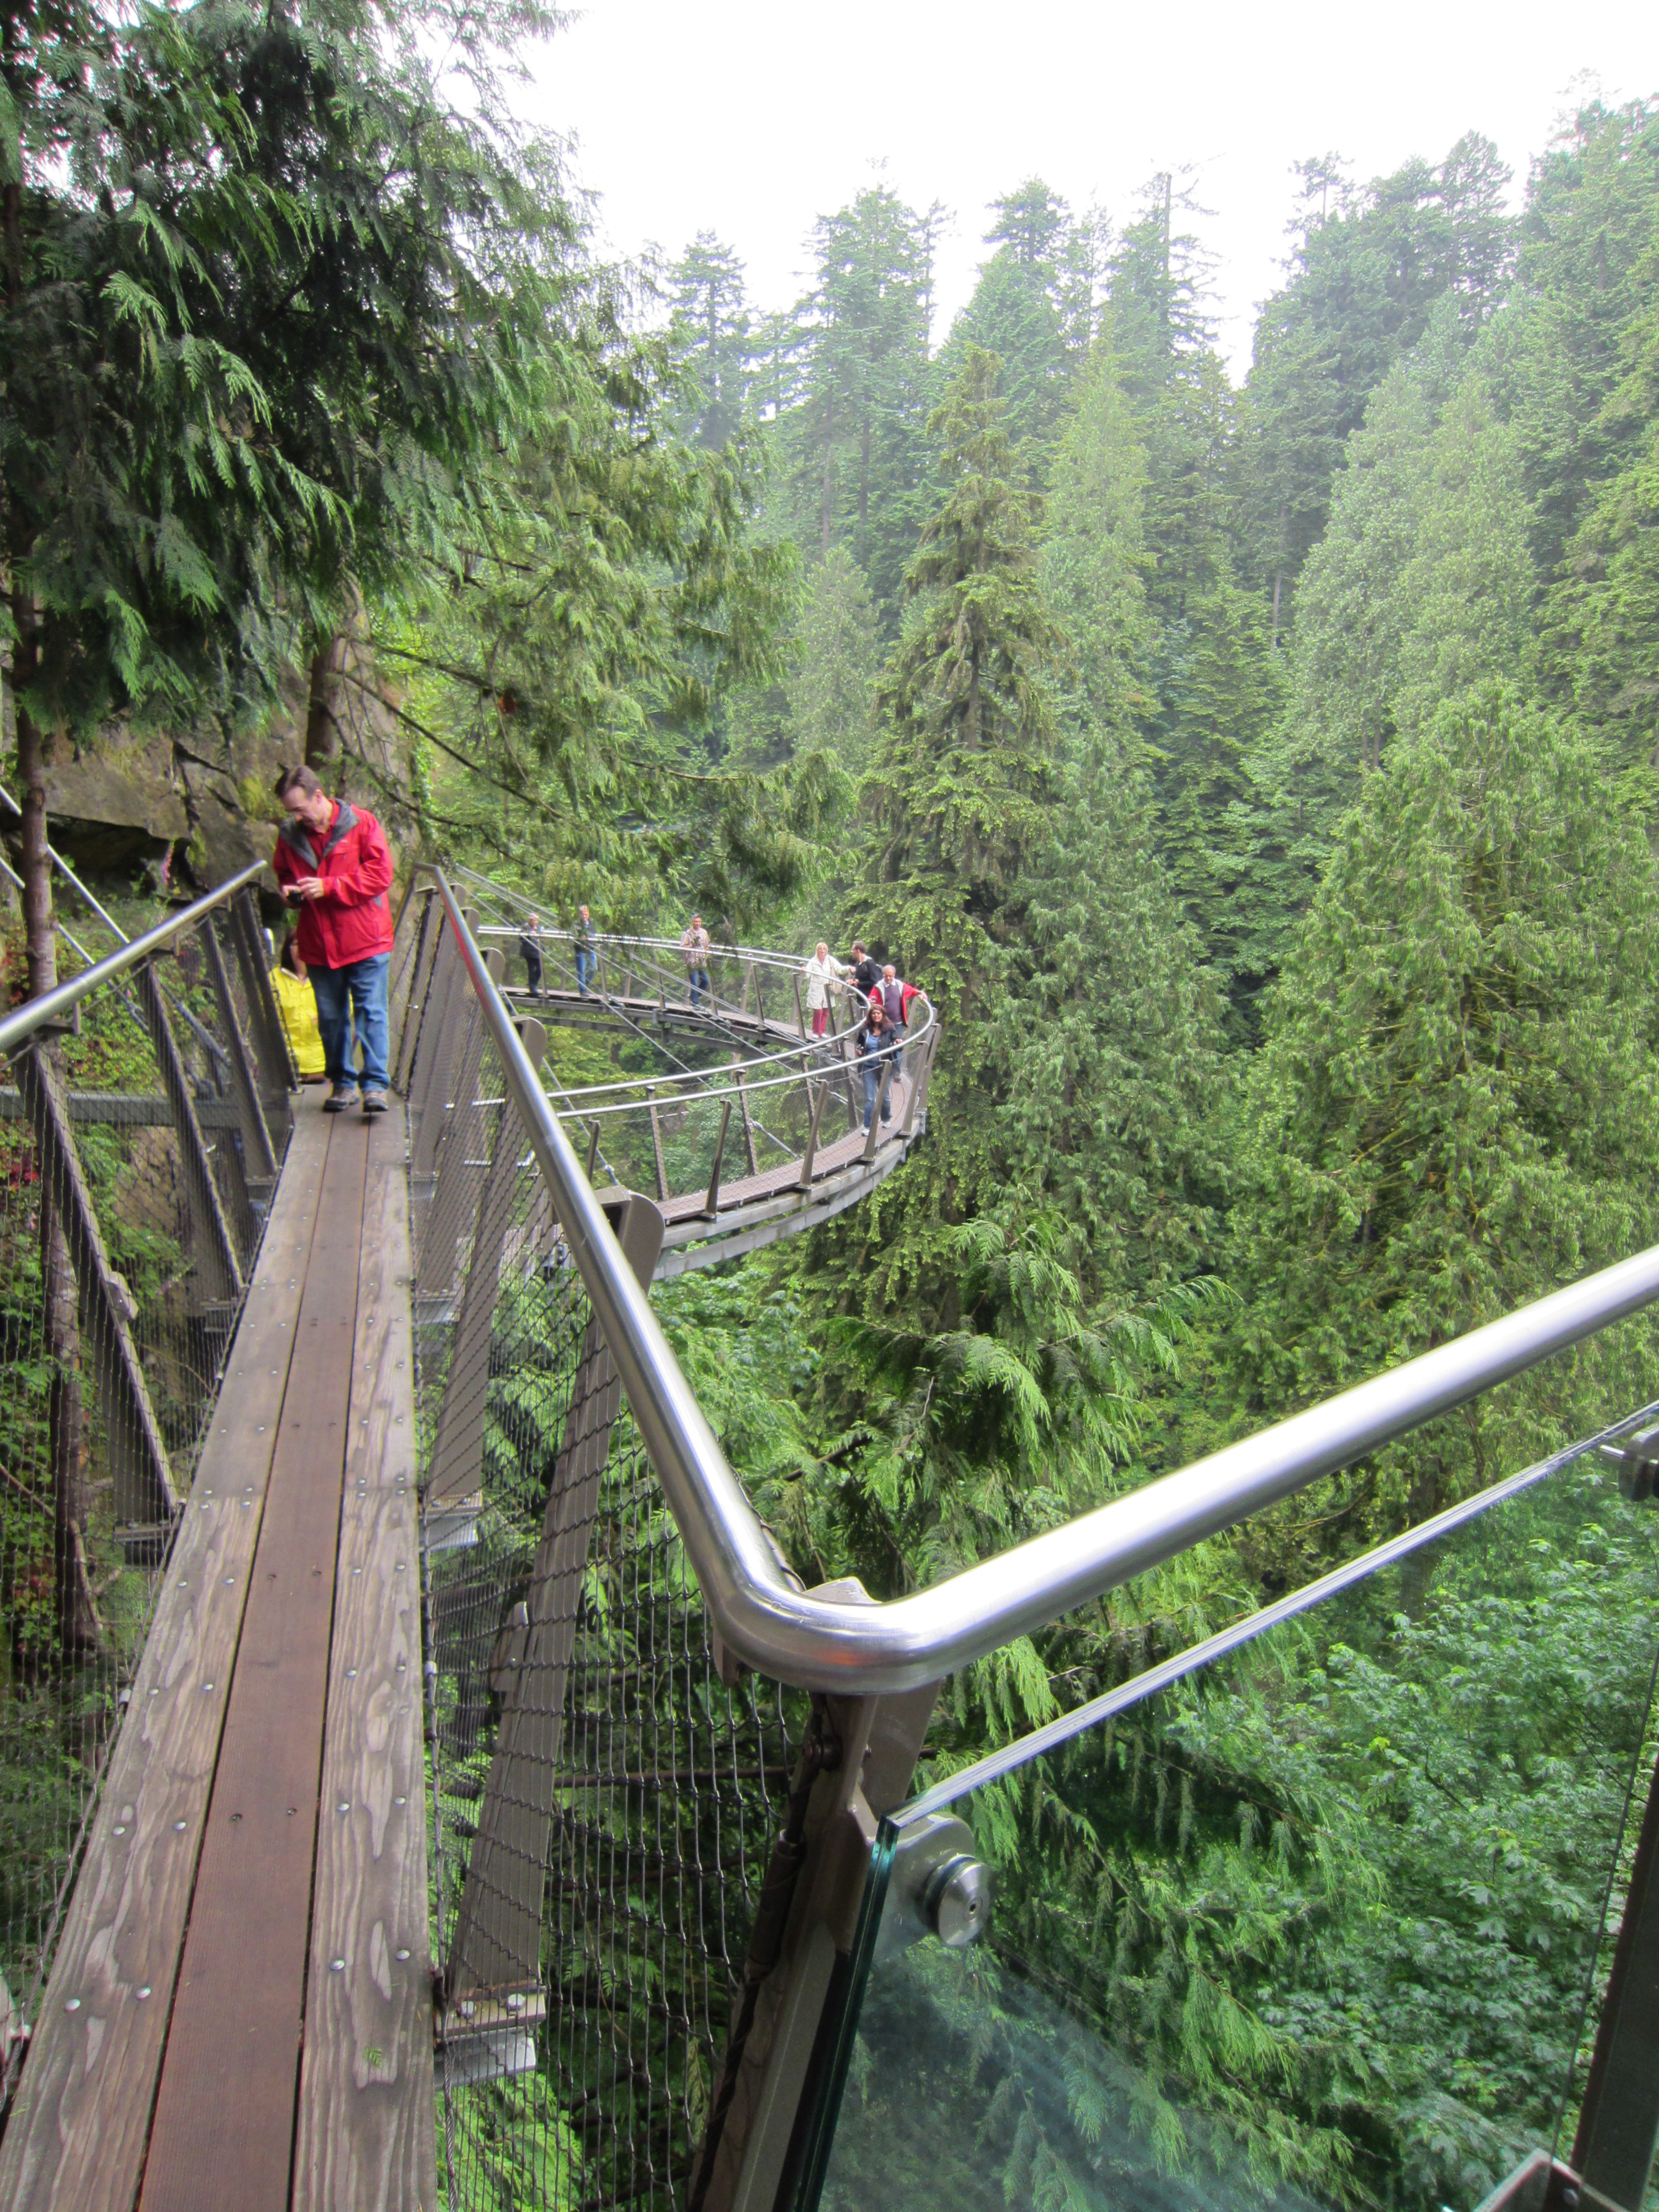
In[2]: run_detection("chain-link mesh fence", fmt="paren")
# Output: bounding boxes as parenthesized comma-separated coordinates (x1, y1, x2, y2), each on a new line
(400, 903, 805, 2212)
(0, 885, 289, 2115)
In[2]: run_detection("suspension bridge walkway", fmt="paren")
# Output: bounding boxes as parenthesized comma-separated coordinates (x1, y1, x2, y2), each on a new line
(1, 863, 1658, 2212)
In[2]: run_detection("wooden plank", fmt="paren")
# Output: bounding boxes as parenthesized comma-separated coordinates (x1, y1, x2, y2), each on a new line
(293, 1137, 437, 2212)
(0, 1095, 333, 2212)
(137, 1118, 370, 2212)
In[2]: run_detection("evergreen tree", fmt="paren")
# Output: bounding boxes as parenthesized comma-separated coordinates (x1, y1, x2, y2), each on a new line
(666, 232, 753, 448)
(1212, 686, 1659, 1557)
(789, 548, 881, 775)
(782, 185, 940, 613)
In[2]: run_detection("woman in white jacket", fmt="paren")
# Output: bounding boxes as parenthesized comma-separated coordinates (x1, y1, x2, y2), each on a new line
(802, 943, 847, 1037)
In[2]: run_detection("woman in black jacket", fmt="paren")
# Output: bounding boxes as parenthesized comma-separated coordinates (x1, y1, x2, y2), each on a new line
(854, 1000, 900, 1129)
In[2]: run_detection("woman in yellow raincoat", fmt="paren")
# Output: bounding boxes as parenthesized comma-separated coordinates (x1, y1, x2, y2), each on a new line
(272, 935, 327, 1079)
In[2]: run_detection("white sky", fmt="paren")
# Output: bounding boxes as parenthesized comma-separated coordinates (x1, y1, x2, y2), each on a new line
(516, 0, 1659, 381)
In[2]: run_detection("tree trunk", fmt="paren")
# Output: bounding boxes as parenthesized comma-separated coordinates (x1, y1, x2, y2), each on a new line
(11, 614, 99, 1655)
(304, 630, 350, 767)
(860, 414, 870, 534)
(1270, 567, 1284, 653)
(820, 396, 835, 555)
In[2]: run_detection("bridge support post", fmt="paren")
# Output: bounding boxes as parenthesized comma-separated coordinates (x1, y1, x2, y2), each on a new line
(705, 1099, 733, 1218)
(797, 1077, 825, 1190)
(418, 947, 504, 1286)
(424, 1026, 547, 1550)
(436, 1193, 665, 2073)
(732, 1058, 759, 1176)
(410, 910, 471, 1181)
(13, 1043, 178, 1540)
(901, 1022, 940, 1139)
(861, 1060, 896, 1161)
(687, 1657, 940, 2212)
(392, 887, 439, 1095)
(136, 959, 243, 1309)
(228, 886, 295, 1142)
(202, 913, 279, 1202)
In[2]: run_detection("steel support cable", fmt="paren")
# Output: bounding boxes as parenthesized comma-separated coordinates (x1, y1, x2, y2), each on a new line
(432, 870, 1659, 1697)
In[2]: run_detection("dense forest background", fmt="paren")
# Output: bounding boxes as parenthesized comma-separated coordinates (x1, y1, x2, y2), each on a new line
(7, 0, 1659, 2199)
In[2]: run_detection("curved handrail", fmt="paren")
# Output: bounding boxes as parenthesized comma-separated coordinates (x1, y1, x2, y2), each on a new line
(434, 875, 1659, 1694)
(0, 860, 268, 1058)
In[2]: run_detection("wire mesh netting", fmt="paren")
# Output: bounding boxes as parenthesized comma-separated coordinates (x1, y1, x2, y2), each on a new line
(400, 914, 802, 2212)
(0, 890, 290, 2113)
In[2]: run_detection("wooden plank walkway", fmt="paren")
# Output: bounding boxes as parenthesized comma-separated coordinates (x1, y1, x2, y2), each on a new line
(0, 1090, 436, 2212)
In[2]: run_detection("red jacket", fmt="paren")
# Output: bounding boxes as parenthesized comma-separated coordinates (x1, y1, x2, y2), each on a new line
(272, 800, 395, 969)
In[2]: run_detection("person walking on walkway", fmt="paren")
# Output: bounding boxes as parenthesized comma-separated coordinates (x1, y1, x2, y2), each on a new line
(272, 765, 394, 1115)
(519, 912, 545, 1000)
(849, 941, 881, 1010)
(573, 904, 598, 997)
(854, 999, 900, 1131)
(681, 914, 713, 1011)
(802, 942, 845, 1038)
(879, 963, 909, 1074)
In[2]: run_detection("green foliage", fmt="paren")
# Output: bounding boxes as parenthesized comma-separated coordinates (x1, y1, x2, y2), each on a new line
(1215, 686, 1659, 1552)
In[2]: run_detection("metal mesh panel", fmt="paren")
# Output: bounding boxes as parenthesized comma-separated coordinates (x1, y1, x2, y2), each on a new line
(411, 1015, 799, 2212)
(0, 924, 287, 2110)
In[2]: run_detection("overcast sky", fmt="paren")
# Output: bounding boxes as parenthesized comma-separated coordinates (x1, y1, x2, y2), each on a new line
(514, 0, 1659, 380)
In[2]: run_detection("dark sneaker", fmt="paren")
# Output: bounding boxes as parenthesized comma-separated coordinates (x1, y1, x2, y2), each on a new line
(324, 1086, 360, 1114)
(361, 1091, 388, 1116)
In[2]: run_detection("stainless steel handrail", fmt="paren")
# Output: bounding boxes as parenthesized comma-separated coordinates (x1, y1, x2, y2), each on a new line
(435, 877, 1659, 1694)
(0, 860, 267, 1057)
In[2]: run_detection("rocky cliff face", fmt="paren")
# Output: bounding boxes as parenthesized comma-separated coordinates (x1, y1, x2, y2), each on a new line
(12, 649, 408, 898)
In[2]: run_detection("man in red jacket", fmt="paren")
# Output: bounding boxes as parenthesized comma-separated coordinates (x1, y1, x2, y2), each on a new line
(271, 765, 395, 1114)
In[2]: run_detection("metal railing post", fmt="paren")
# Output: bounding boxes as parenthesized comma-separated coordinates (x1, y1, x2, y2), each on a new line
(900, 1020, 939, 1139)
(690, 1667, 941, 2212)
(424, 1022, 548, 1550)
(410, 911, 470, 1181)
(136, 959, 243, 1308)
(227, 885, 296, 1140)
(704, 1099, 733, 1219)
(418, 947, 502, 1282)
(797, 1077, 825, 1191)
(202, 914, 278, 1194)
(392, 887, 439, 1095)
(733, 1058, 759, 1177)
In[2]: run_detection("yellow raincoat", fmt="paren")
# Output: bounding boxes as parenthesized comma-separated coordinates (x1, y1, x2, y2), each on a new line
(272, 965, 327, 1079)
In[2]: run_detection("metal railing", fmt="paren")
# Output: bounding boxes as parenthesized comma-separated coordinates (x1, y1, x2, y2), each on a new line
(0, 864, 294, 2112)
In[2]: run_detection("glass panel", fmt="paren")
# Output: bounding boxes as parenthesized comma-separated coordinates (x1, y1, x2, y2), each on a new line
(804, 1451, 1659, 2212)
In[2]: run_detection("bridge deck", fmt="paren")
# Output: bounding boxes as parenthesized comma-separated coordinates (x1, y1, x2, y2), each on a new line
(502, 981, 929, 1274)
(0, 1091, 434, 2212)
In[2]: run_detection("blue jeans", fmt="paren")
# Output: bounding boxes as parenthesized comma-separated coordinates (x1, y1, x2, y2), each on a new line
(575, 947, 596, 996)
(862, 1060, 894, 1129)
(310, 953, 389, 1093)
(687, 966, 711, 1010)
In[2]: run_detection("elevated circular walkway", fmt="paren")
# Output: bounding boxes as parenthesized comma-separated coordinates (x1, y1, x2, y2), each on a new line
(398, 870, 938, 1279)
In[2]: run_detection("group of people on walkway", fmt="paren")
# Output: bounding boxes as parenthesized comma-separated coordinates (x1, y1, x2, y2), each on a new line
(805, 939, 925, 1131)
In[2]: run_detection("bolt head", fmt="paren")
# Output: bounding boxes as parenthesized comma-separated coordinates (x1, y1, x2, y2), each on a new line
(929, 1856, 992, 1950)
